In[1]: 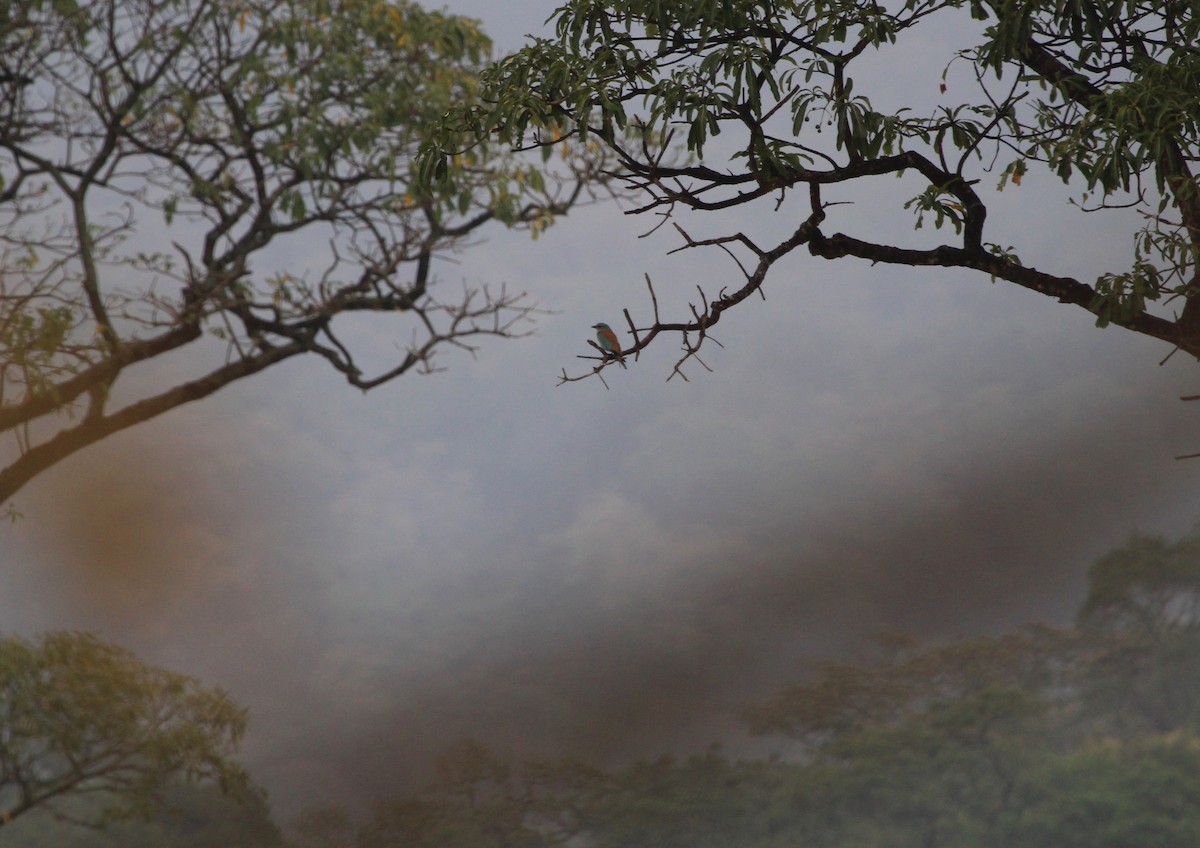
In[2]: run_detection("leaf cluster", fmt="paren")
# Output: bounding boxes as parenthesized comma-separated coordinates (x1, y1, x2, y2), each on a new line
(0, 631, 251, 829)
(1, 0, 605, 506)
(419, 0, 1200, 378)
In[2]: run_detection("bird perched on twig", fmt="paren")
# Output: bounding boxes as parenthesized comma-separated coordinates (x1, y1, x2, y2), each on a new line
(592, 322, 626, 368)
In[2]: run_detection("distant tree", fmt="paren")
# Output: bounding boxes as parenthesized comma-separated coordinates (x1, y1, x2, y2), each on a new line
(3, 783, 283, 847)
(332, 550, 1200, 847)
(573, 749, 799, 848)
(422, 0, 1200, 379)
(355, 739, 589, 848)
(312, 531, 1200, 848)
(1076, 529, 1200, 734)
(0, 0, 603, 509)
(740, 632, 1073, 848)
(1013, 734, 1200, 848)
(1078, 530, 1200, 635)
(741, 626, 1083, 745)
(296, 740, 601, 848)
(288, 806, 356, 848)
(0, 631, 251, 830)
(573, 603, 1200, 847)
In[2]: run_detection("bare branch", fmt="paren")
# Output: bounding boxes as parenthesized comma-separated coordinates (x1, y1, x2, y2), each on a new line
(0, 0, 609, 505)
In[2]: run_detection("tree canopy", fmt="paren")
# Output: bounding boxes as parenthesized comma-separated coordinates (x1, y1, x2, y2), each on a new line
(0, 630, 251, 830)
(2, 783, 283, 848)
(295, 526, 1200, 848)
(421, 0, 1200, 379)
(0, 0, 601, 509)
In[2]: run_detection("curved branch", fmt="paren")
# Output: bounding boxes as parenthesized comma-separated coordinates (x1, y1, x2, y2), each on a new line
(0, 341, 303, 505)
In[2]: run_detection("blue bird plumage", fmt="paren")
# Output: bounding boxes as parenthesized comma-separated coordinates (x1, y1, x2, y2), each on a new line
(592, 322, 627, 368)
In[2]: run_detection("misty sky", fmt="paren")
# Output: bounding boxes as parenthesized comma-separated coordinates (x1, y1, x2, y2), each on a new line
(5, 0, 1200, 817)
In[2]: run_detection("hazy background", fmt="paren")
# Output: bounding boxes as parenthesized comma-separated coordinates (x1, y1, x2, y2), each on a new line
(4, 0, 1200, 816)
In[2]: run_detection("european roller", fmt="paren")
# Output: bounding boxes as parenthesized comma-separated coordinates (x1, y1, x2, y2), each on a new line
(592, 322, 627, 368)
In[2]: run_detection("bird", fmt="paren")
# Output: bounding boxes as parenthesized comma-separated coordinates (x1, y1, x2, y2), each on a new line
(592, 322, 626, 368)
